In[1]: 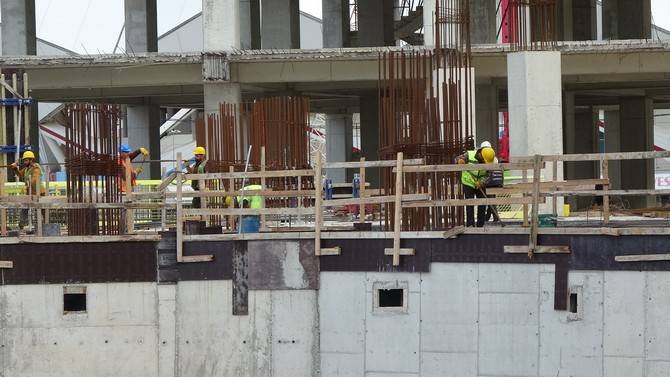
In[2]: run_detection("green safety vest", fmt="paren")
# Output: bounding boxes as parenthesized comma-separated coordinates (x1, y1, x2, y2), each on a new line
(190, 159, 208, 190)
(237, 184, 263, 209)
(461, 150, 488, 189)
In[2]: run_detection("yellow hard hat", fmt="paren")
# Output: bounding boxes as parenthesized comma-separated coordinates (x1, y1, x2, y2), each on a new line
(194, 146, 206, 155)
(481, 147, 495, 164)
(225, 196, 232, 207)
(22, 150, 35, 160)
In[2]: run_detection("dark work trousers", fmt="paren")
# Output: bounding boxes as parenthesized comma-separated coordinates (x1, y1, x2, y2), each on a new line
(464, 185, 487, 227)
(192, 196, 202, 209)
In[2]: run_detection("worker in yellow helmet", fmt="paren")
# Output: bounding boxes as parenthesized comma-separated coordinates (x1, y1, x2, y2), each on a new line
(9, 150, 45, 229)
(456, 144, 496, 227)
(184, 146, 208, 208)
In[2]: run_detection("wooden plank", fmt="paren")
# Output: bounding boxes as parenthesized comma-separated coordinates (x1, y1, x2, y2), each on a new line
(504, 245, 571, 254)
(400, 161, 536, 173)
(187, 169, 315, 180)
(165, 189, 315, 198)
(181, 254, 215, 263)
(176, 152, 184, 263)
(0, 260, 13, 268)
(324, 158, 423, 169)
(359, 157, 366, 223)
(157, 171, 177, 191)
(314, 152, 323, 256)
(528, 155, 542, 258)
(260, 146, 267, 230)
(402, 196, 540, 208)
(324, 193, 428, 207)
(522, 168, 529, 227)
(514, 150, 670, 163)
(319, 247, 341, 256)
(392, 152, 403, 266)
(183, 207, 315, 216)
(383, 248, 415, 256)
(615, 254, 670, 262)
(443, 225, 466, 239)
(602, 159, 610, 224)
(547, 189, 670, 196)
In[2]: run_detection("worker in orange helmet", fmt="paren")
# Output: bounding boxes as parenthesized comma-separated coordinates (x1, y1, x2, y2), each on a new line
(118, 143, 149, 193)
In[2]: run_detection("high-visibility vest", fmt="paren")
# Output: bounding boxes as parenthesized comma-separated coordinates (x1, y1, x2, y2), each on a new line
(118, 157, 136, 193)
(19, 162, 45, 195)
(191, 159, 208, 190)
(237, 184, 263, 209)
(461, 150, 488, 189)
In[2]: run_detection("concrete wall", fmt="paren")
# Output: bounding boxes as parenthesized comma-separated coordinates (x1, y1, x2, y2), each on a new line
(320, 266, 670, 377)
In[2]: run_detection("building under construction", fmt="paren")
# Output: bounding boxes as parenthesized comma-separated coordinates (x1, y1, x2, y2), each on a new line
(1, 1, 670, 376)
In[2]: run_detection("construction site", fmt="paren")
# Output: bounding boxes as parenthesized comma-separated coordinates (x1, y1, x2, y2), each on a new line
(1, 0, 670, 376)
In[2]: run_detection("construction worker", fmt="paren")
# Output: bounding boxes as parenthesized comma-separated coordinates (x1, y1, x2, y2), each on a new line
(184, 146, 208, 208)
(457, 145, 496, 227)
(10, 150, 45, 229)
(479, 141, 502, 223)
(118, 144, 149, 193)
(226, 184, 263, 232)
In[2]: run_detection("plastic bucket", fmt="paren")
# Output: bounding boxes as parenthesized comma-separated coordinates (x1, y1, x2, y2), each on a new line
(240, 215, 261, 233)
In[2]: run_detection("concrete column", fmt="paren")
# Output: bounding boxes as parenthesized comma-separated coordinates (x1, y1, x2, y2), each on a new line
(125, 0, 160, 178)
(423, 0, 435, 47)
(240, 0, 261, 49)
(360, 94, 380, 186)
(559, 0, 597, 41)
(475, 83, 499, 149)
(358, 0, 395, 47)
(507, 51, 563, 213)
(564, 97, 598, 209)
(203, 0, 241, 50)
(203, 0, 243, 157)
(325, 114, 351, 183)
(604, 110, 621, 189)
(260, 0, 300, 49)
(322, 0, 350, 48)
(620, 97, 654, 208)
(124, 0, 157, 53)
(470, 0, 497, 44)
(603, 0, 651, 40)
(0, 0, 36, 55)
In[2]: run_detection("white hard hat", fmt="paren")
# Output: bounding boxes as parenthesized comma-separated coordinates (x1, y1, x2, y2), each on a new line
(480, 141, 492, 149)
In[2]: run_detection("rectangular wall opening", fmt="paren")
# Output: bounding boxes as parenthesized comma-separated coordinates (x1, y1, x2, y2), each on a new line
(569, 293, 578, 314)
(63, 286, 87, 313)
(378, 288, 404, 307)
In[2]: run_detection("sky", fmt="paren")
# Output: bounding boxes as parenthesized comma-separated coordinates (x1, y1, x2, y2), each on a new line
(2, 0, 669, 54)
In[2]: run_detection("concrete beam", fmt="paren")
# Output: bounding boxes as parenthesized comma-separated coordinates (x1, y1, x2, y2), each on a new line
(0, 0, 36, 55)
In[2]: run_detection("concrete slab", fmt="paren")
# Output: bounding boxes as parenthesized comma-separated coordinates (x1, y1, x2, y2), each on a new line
(420, 264, 478, 352)
(538, 271, 604, 377)
(365, 273, 420, 374)
(479, 264, 540, 294)
(603, 271, 645, 357)
(420, 351, 477, 377)
(604, 356, 644, 377)
(271, 290, 319, 377)
(645, 272, 670, 361)
(319, 272, 366, 353)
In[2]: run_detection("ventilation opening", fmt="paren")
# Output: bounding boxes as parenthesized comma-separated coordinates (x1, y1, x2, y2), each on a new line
(569, 293, 578, 314)
(378, 288, 404, 307)
(63, 286, 87, 313)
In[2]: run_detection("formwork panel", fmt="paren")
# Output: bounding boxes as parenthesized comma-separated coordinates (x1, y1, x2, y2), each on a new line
(420, 264, 478, 353)
(319, 272, 366, 353)
(603, 271, 646, 358)
(478, 264, 540, 294)
(271, 290, 319, 377)
(420, 351, 477, 377)
(604, 356, 644, 377)
(645, 272, 670, 361)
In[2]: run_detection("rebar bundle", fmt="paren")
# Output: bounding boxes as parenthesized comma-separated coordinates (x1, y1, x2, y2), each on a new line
(505, 0, 558, 51)
(65, 104, 123, 235)
(379, 0, 475, 231)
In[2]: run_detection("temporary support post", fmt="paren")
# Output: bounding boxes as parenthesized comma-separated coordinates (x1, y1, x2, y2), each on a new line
(601, 159, 610, 224)
(528, 155, 542, 259)
(359, 157, 366, 223)
(228, 165, 235, 231)
(176, 152, 183, 262)
(522, 168, 529, 227)
(314, 152, 323, 256)
(392, 152, 404, 265)
(260, 146, 267, 230)
(552, 160, 558, 216)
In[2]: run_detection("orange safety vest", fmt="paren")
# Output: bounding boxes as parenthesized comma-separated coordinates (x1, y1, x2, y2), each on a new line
(118, 157, 137, 193)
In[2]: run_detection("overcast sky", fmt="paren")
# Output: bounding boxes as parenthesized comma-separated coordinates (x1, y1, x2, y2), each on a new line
(3, 0, 669, 54)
